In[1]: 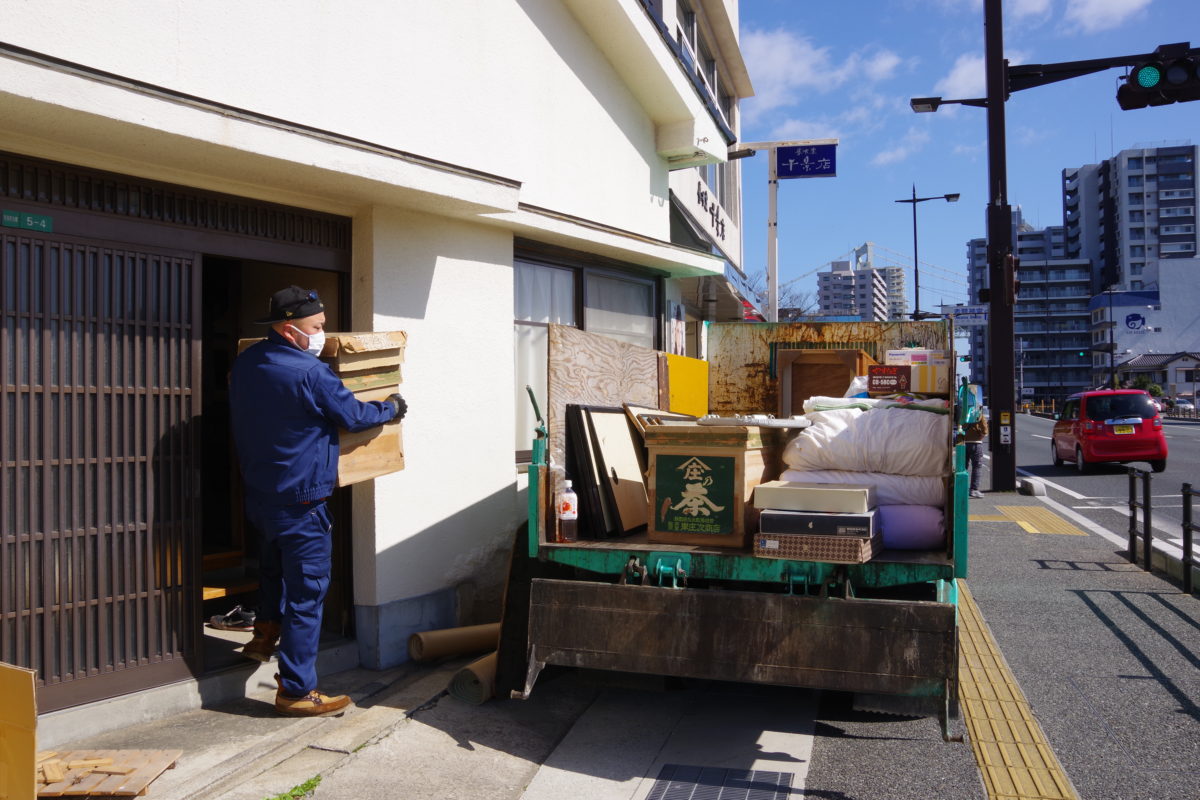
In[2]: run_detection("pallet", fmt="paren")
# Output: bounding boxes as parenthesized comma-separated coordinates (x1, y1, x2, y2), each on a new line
(35, 749, 182, 798)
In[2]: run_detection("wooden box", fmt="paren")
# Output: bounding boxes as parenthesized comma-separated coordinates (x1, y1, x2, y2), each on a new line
(753, 530, 883, 563)
(645, 424, 790, 549)
(237, 331, 407, 486)
(777, 348, 877, 415)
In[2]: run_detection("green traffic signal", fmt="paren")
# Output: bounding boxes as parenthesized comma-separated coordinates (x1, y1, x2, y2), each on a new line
(1134, 64, 1163, 88)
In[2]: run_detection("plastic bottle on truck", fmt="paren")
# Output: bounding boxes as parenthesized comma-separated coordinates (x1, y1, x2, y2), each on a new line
(558, 480, 579, 542)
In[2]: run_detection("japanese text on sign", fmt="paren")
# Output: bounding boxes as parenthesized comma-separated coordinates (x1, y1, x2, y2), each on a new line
(776, 144, 837, 179)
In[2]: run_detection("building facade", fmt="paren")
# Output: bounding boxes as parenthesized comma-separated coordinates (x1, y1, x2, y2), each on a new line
(814, 243, 904, 322)
(1063, 143, 1198, 291)
(0, 0, 756, 729)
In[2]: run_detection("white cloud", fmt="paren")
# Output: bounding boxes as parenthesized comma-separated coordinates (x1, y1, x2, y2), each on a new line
(1064, 0, 1153, 33)
(934, 53, 986, 100)
(741, 28, 906, 124)
(768, 118, 842, 141)
(871, 127, 932, 166)
(1011, 0, 1053, 17)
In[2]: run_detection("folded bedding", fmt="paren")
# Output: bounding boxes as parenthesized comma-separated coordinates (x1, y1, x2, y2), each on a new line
(783, 405, 951, 476)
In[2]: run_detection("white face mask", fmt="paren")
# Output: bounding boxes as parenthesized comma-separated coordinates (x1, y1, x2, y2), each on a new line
(288, 325, 326, 357)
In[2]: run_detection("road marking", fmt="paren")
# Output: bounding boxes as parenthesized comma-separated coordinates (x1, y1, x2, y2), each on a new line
(995, 506, 1086, 536)
(1036, 494, 1187, 559)
(957, 580, 1080, 800)
(1016, 469, 1089, 500)
(1030, 434, 1051, 440)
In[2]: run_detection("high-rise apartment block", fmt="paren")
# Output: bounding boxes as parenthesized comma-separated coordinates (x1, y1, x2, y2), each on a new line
(969, 144, 1200, 402)
(815, 242, 907, 321)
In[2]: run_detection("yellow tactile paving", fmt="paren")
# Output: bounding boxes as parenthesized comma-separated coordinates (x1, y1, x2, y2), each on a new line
(994, 506, 1086, 536)
(970, 514, 1010, 522)
(957, 580, 1080, 800)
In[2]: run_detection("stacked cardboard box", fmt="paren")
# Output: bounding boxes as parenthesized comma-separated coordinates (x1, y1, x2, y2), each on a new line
(237, 331, 407, 486)
(750, 480, 881, 563)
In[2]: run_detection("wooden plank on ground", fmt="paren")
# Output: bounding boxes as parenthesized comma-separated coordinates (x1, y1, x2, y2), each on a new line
(109, 749, 182, 797)
(87, 752, 154, 796)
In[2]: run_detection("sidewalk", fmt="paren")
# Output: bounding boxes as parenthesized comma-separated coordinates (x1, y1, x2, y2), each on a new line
(40, 488, 1200, 800)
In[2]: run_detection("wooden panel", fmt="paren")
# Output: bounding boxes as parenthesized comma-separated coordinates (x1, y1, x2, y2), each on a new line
(336, 421, 404, 487)
(707, 321, 951, 415)
(779, 349, 877, 415)
(662, 353, 709, 417)
(585, 410, 648, 533)
(0, 662, 36, 800)
(527, 579, 956, 696)
(547, 325, 659, 501)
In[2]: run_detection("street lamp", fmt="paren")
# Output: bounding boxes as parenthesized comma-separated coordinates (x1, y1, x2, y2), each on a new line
(895, 186, 960, 320)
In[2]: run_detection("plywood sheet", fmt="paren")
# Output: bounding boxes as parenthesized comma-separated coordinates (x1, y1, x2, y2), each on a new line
(662, 353, 709, 417)
(547, 325, 659, 501)
(1, 661, 36, 800)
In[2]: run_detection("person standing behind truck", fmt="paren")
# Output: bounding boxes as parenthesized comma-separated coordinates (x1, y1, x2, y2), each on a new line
(230, 286, 406, 717)
(961, 410, 989, 498)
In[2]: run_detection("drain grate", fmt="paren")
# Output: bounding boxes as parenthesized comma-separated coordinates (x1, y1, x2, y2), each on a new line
(646, 764, 794, 800)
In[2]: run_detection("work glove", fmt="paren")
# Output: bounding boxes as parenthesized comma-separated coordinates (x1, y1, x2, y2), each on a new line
(385, 393, 407, 420)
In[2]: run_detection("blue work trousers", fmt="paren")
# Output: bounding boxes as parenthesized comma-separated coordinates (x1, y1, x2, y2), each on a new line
(247, 500, 333, 698)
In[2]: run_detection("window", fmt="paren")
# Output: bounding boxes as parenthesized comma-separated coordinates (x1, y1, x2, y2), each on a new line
(1161, 242, 1197, 253)
(1130, 262, 1144, 275)
(1127, 157, 1143, 170)
(1160, 205, 1194, 218)
(1130, 245, 1146, 257)
(1127, 175, 1143, 187)
(1128, 193, 1143, 205)
(513, 259, 656, 456)
(1129, 210, 1144, 222)
(1161, 189, 1195, 200)
(1131, 280, 1144, 290)
(1160, 224, 1195, 235)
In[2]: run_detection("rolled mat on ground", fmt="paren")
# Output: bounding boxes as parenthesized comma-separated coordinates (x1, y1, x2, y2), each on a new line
(447, 651, 497, 705)
(406, 622, 500, 662)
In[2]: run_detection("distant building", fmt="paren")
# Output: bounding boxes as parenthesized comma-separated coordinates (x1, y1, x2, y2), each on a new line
(1063, 143, 1198, 293)
(1115, 351, 1200, 400)
(815, 242, 906, 321)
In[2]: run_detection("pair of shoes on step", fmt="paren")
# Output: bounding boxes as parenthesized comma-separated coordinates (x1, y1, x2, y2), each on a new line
(207, 605, 256, 632)
(274, 674, 351, 717)
(969, 489, 984, 498)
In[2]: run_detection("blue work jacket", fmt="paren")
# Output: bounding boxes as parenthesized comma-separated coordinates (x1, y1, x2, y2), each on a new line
(229, 329, 397, 506)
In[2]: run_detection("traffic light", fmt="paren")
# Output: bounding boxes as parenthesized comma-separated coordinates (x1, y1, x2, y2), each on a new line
(958, 355, 972, 362)
(1117, 43, 1200, 110)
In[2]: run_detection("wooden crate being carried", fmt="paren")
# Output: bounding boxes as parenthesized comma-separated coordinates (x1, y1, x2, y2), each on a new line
(237, 331, 406, 486)
(645, 423, 790, 549)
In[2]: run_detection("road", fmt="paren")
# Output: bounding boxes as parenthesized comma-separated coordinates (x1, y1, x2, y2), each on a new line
(1012, 414, 1200, 543)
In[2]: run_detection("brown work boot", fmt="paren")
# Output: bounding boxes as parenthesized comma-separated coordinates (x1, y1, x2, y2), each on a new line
(274, 676, 352, 718)
(240, 620, 281, 662)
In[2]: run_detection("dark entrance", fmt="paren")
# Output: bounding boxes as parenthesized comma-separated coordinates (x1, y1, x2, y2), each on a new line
(0, 151, 352, 711)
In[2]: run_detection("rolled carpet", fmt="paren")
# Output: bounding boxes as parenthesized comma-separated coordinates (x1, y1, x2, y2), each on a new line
(448, 651, 497, 705)
(407, 622, 500, 662)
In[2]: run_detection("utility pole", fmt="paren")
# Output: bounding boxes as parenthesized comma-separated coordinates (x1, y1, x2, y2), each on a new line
(984, 0, 1017, 491)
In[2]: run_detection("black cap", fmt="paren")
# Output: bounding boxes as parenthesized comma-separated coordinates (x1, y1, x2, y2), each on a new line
(255, 286, 325, 324)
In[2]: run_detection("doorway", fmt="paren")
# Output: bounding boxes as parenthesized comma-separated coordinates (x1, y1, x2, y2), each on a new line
(198, 257, 353, 672)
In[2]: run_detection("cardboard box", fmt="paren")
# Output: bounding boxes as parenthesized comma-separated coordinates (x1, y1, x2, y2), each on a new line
(237, 331, 407, 486)
(758, 509, 876, 538)
(884, 349, 951, 394)
(753, 480, 877, 513)
(753, 530, 883, 563)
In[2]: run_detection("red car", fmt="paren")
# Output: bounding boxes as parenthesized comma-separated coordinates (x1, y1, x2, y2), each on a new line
(1051, 389, 1167, 473)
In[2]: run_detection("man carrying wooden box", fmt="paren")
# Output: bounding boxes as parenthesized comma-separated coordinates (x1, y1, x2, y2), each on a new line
(230, 286, 406, 717)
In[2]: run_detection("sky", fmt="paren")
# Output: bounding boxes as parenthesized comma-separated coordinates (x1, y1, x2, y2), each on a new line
(735, 0, 1200, 313)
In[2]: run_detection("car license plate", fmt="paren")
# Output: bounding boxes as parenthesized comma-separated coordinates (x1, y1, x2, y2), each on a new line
(1113, 425, 1135, 435)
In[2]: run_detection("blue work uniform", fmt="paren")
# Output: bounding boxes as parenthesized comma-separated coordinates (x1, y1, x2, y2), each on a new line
(229, 328, 396, 697)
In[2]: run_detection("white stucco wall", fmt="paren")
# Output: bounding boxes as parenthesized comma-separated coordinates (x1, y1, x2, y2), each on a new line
(350, 206, 519, 607)
(2, 0, 670, 237)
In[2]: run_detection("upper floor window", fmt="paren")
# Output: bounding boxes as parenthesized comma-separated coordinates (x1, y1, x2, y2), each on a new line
(1160, 223, 1195, 235)
(1127, 157, 1143, 170)
(1160, 205, 1194, 218)
(1161, 189, 1195, 200)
